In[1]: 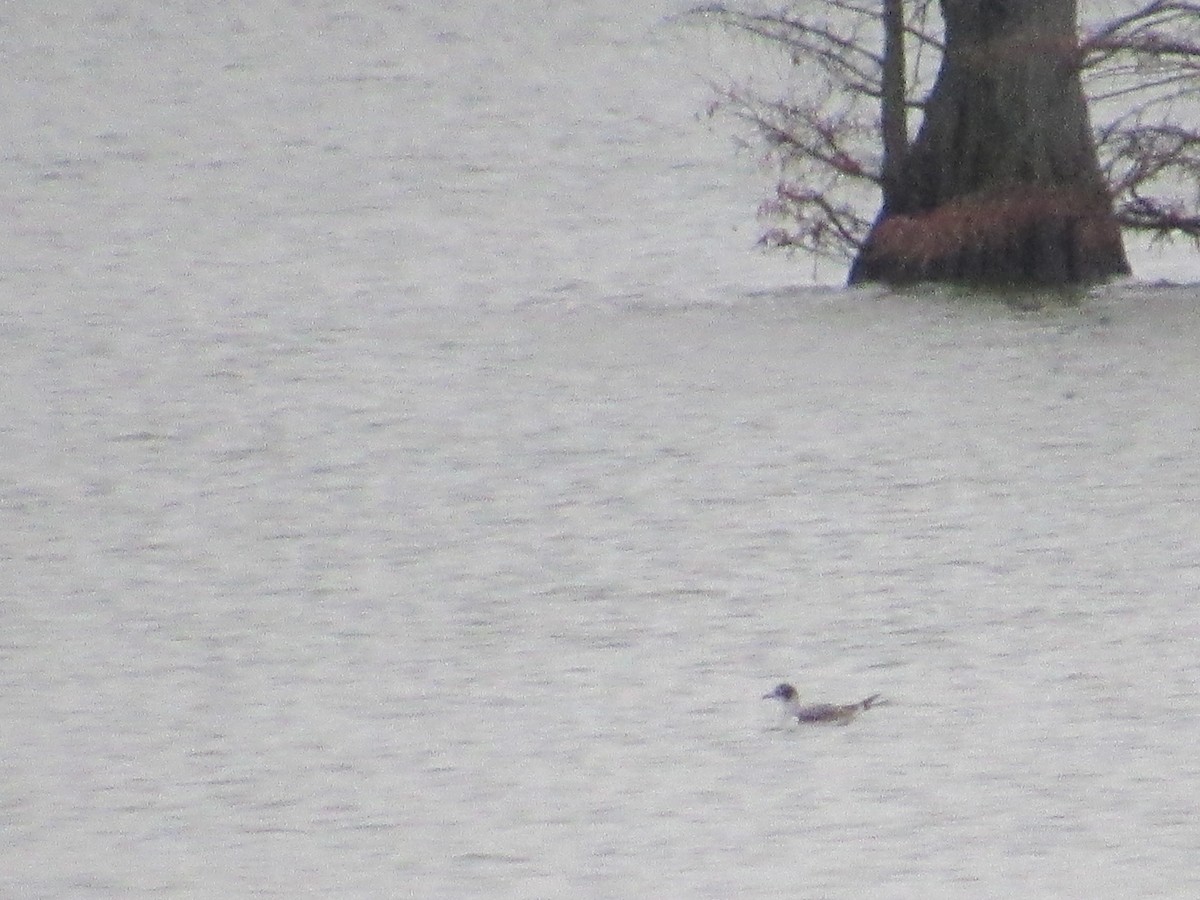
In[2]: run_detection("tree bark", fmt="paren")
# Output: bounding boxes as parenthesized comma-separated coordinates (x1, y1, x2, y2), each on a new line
(849, 0, 1131, 287)
(880, 0, 908, 212)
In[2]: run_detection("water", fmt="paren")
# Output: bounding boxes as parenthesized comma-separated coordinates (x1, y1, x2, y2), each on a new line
(3, 2, 1200, 898)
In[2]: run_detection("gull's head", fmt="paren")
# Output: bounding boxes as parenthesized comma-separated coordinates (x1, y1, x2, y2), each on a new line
(763, 683, 798, 702)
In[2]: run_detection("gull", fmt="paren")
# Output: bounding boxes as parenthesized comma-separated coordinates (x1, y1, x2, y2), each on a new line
(763, 682, 884, 725)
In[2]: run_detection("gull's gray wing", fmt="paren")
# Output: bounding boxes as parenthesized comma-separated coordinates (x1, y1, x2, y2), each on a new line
(794, 703, 849, 723)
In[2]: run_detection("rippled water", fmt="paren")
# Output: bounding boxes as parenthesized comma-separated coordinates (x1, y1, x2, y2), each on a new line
(4, 2, 1200, 898)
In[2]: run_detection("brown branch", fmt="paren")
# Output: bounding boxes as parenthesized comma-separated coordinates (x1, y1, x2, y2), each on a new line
(1114, 197, 1200, 241)
(687, 3, 939, 104)
(714, 84, 882, 186)
(1081, 0, 1200, 69)
(759, 185, 870, 257)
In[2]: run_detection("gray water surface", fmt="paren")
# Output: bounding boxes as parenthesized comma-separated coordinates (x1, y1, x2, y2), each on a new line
(4, 2, 1200, 898)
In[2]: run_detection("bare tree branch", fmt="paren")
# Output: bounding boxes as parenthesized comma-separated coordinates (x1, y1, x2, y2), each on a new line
(759, 185, 870, 257)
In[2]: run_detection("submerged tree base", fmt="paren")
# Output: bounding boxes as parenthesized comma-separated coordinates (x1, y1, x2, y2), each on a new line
(849, 185, 1130, 287)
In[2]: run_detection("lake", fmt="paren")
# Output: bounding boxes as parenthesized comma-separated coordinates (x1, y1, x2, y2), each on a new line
(3, 2, 1199, 898)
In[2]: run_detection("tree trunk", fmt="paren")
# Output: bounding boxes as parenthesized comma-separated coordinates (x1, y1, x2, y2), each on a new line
(880, 0, 908, 212)
(849, 0, 1131, 287)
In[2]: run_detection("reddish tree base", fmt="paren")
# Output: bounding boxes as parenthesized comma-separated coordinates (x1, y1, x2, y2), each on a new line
(849, 186, 1131, 287)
